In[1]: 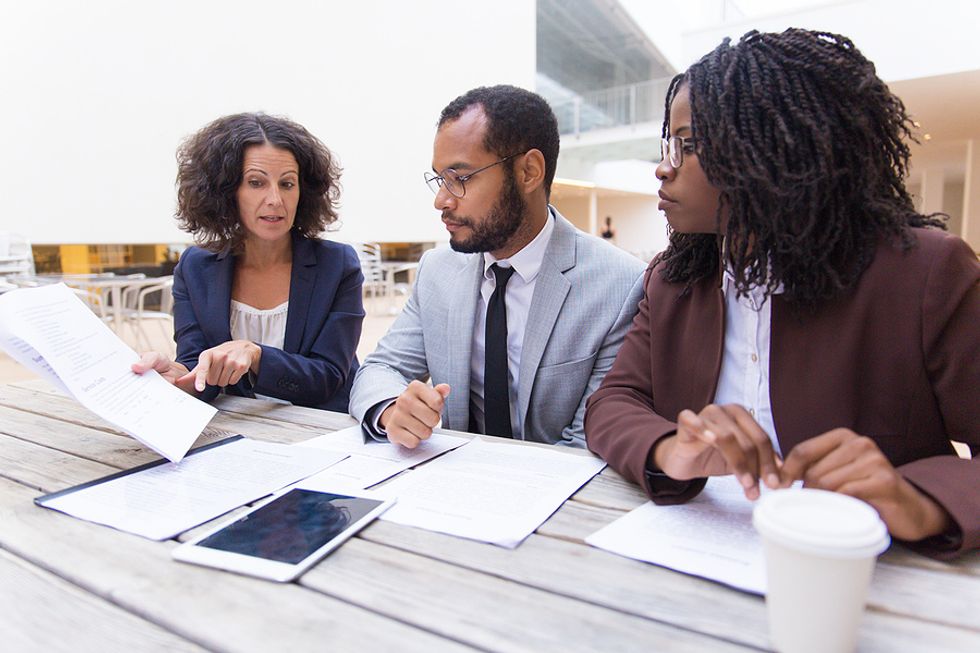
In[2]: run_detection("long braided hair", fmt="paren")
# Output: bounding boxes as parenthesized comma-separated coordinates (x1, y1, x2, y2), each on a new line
(656, 29, 945, 310)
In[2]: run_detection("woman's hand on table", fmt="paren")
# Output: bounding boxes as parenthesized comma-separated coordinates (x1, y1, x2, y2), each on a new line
(653, 404, 782, 500)
(779, 428, 953, 541)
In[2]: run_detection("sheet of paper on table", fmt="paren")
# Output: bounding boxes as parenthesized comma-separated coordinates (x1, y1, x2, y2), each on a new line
(0, 283, 215, 463)
(36, 437, 347, 540)
(291, 425, 470, 491)
(585, 475, 773, 595)
(372, 437, 606, 548)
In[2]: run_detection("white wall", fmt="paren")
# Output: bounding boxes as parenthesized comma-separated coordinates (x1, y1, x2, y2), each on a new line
(600, 196, 670, 260)
(553, 192, 668, 261)
(0, 1, 535, 244)
(624, 0, 980, 83)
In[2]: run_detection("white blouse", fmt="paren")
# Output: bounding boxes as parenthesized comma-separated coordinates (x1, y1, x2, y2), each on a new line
(229, 300, 288, 349)
(229, 299, 289, 402)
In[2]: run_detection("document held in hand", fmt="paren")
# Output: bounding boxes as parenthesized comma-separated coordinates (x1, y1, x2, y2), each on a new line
(0, 283, 216, 462)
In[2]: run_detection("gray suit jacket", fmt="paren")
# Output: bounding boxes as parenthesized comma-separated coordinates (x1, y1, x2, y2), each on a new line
(349, 209, 646, 446)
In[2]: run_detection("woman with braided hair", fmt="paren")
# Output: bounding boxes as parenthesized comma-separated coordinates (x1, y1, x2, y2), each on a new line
(585, 29, 979, 557)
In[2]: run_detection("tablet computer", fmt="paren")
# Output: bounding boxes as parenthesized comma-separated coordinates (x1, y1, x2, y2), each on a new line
(173, 488, 394, 582)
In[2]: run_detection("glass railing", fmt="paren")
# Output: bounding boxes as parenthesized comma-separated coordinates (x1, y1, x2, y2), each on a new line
(548, 77, 674, 137)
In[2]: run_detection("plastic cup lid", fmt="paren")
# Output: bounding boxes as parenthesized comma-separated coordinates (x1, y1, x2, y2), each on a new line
(753, 488, 890, 558)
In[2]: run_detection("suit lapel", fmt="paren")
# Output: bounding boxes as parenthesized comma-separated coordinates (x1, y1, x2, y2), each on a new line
(285, 233, 316, 352)
(209, 249, 235, 344)
(517, 212, 574, 433)
(445, 253, 483, 430)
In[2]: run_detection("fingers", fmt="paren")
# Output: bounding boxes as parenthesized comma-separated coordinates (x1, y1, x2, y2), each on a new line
(384, 381, 449, 448)
(174, 370, 200, 395)
(780, 428, 856, 486)
(697, 404, 780, 499)
(729, 408, 781, 490)
(194, 353, 211, 392)
(131, 352, 168, 374)
(190, 342, 255, 392)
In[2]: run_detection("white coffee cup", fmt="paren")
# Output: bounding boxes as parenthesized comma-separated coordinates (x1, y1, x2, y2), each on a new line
(753, 488, 890, 653)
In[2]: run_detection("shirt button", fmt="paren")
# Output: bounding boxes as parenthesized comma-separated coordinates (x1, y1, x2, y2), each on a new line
(751, 353, 759, 363)
(749, 408, 756, 416)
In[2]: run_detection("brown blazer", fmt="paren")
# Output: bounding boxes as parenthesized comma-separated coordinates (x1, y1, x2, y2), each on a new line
(585, 228, 980, 557)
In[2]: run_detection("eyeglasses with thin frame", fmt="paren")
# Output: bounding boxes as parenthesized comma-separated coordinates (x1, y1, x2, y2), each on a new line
(660, 136, 698, 169)
(424, 152, 524, 198)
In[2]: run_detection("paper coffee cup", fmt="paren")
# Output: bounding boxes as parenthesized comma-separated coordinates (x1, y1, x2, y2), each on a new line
(753, 489, 890, 653)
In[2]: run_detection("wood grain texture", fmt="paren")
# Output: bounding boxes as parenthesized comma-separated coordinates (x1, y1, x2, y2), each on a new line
(0, 476, 474, 653)
(4, 381, 979, 652)
(0, 550, 205, 653)
(303, 537, 753, 652)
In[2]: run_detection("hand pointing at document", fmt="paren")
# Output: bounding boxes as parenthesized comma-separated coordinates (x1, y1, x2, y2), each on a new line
(132, 340, 262, 394)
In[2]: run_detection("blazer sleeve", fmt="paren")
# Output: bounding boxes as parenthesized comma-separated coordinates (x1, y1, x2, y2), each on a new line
(172, 252, 221, 403)
(557, 270, 645, 448)
(585, 267, 706, 503)
(897, 234, 980, 558)
(250, 245, 364, 408)
(348, 251, 434, 424)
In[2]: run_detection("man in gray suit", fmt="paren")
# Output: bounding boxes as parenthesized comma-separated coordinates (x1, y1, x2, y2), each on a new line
(350, 85, 645, 448)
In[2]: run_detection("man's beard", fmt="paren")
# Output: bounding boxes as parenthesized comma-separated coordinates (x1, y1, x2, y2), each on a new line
(446, 173, 526, 254)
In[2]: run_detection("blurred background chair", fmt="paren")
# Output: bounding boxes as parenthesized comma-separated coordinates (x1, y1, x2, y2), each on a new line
(131, 276, 175, 356)
(0, 232, 36, 281)
(351, 242, 390, 314)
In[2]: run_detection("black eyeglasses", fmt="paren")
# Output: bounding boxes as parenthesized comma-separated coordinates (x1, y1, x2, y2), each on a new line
(660, 136, 698, 169)
(424, 152, 524, 198)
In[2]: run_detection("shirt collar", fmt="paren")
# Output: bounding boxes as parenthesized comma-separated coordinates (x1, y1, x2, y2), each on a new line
(482, 212, 555, 284)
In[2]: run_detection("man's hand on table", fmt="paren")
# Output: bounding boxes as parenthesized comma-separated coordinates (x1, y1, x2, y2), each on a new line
(380, 380, 451, 449)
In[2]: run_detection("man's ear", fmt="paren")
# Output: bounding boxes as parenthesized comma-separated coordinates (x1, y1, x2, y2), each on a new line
(516, 149, 546, 194)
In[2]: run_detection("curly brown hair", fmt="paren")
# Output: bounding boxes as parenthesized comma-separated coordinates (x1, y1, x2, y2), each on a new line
(176, 113, 342, 252)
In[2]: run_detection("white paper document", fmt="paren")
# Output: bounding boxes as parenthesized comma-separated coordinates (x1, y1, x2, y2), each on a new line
(292, 425, 470, 492)
(0, 284, 215, 462)
(37, 437, 347, 540)
(586, 476, 769, 594)
(374, 438, 606, 548)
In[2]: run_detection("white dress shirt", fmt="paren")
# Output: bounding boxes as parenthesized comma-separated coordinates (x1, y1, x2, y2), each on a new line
(229, 299, 290, 404)
(468, 215, 555, 437)
(711, 269, 782, 454)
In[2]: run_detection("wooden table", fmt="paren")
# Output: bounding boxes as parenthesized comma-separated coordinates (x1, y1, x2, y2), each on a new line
(2, 379, 978, 652)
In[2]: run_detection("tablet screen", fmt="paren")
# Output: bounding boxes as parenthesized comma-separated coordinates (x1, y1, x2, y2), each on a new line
(196, 489, 383, 564)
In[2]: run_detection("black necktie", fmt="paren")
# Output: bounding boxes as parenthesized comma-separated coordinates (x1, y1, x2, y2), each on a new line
(484, 263, 515, 438)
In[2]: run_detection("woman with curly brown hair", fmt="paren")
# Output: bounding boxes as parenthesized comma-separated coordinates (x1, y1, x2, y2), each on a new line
(585, 29, 979, 558)
(133, 113, 364, 412)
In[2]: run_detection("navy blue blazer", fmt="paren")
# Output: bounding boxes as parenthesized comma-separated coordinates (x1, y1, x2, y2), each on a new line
(172, 233, 364, 412)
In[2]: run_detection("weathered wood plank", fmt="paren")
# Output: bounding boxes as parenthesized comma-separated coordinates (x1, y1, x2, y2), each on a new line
(881, 545, 980, 577)
(301, 536, 753, 652)
(542, 500, 980, 632)
(0, 476, 474, 653)
(0, 403, 166, 470)
(358, 516, 772, 649)
(0, 432, 117, 492)
(569, 467, 649, 511)
(214, 394, 358, 431)
(0, 382, 314, 446)
(0, 549, 206, 653)
(357, 507, 980, 648)
(0, 383, 228, 444)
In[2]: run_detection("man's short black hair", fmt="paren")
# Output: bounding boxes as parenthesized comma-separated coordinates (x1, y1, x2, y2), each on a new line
(439, 85, 560, 198)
